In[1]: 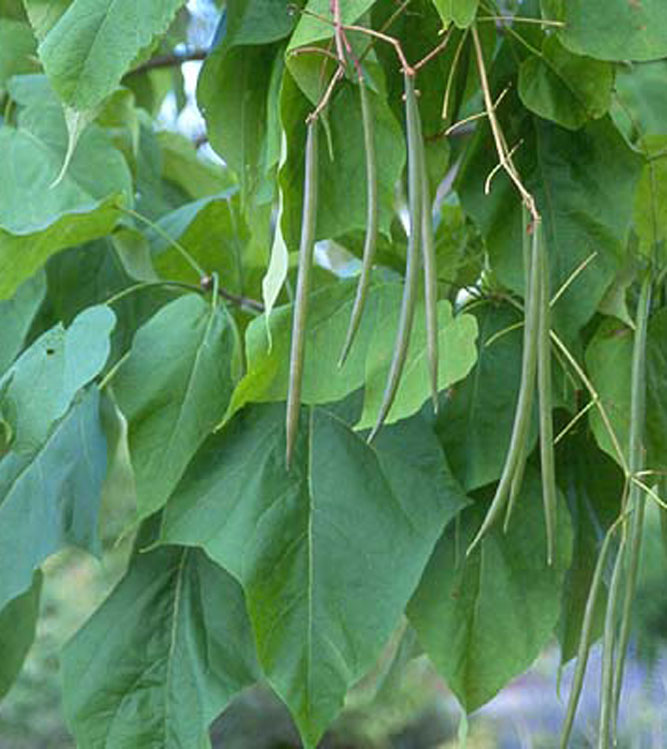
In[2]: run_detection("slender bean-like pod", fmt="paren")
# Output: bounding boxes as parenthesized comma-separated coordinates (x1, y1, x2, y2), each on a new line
(537, 228, 557, 564)
(610, 274, 652, 738)
(417, 108, 439, 412)
(598, 535, 626, 748)
(368, 72, 422, 443)
(339, 76, 378, 367)
(560, 518, 623, 749)
(468, 215, 541, 555)
(285, 119, 319, 467)
(504, 208, 536, 530)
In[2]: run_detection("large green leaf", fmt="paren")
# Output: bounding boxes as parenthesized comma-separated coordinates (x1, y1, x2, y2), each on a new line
(0, 388, 107, 610)
(518, 36, 613, 131)
(0, 571, 41, 699)
(36, 0, 186, 112)
(160, 403, 468, 747)
(1, 75, 132, 235)
(586, 310, 667, 470)
(0, 305, 115, 453)
(458, 114, 643, 339)
(433, 302, 535, 491)
(407, 471, 572, 711)
(431, 0, 478, 28)
(542, 0, 667, 62)
(0, 271, 46, 376)
(113, 294, 239, 520)
(62, 542, 260, 749)
(228, 280, 478, 430)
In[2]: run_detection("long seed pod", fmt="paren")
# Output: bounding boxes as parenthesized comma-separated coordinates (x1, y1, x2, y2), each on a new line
(504, 208, 538, 530)
(598, 535, 627, 748)
(467, 213, 541, 556)
(537, 228, 557, 565)
(610, 273, 652, 737)
(368, 72, 422, 443)
(560, 518, 623, 749)
(285, 119, 319, 467)
(417, 107, 439, 412)
(338, 75, 378, 367)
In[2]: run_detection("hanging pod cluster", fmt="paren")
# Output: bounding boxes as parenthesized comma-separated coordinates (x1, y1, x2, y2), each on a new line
(465, 209, 558, 563)
(286, 68, 441, 465)
(560, 274, 653, 749)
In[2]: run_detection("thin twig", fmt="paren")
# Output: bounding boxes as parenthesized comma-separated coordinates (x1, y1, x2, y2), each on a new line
(485, 139, 524, 194)
(289, 46, 340, 64)
(442, 30, 469, 120)
(414, 27, 452, 71)
(445, 84, 510, 135)
(471, 25, 538, 220)
(476, 15, 565, 27)
(550, 252, 598, 307)
(125, 49, 207, 77)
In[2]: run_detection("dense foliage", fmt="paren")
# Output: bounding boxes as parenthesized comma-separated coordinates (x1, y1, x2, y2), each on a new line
(1, 0, 667, 746)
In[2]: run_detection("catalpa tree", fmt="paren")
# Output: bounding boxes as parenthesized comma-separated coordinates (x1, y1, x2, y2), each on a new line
(0, 0, 666, 747)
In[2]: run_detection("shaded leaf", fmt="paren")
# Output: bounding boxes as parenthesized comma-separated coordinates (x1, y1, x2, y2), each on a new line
(147, 192, 265, 297)
(407, 470, 572, 711)
(113, 294, 239, 520)
(0, 271, 46, 376)
(0, 388, 107, 610)
(612, 60, 667, 140)
(197, 43, 279, 207)
(556, 433, 622, 663)
(433, 301, 536, 491)
(0, 19, 37, 91)
(634, 135, 667, 263)
(62, 543, 259, 749)
(0, 571, 41, 699)
(161, 402, 468, 747)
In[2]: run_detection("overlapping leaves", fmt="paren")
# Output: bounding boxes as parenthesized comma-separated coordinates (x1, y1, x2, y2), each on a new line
(160, 402, 468, 746)
(228, 280, 478, 428)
